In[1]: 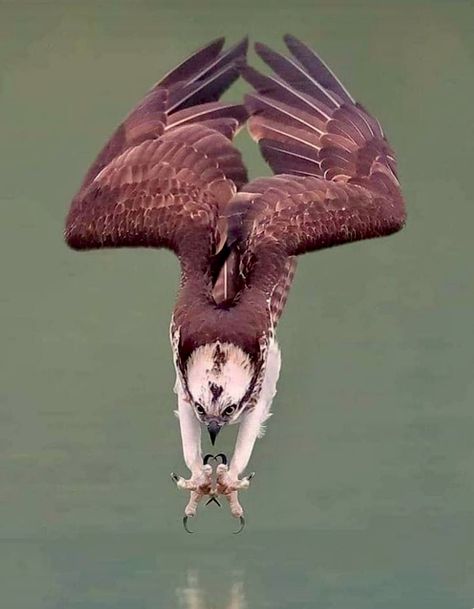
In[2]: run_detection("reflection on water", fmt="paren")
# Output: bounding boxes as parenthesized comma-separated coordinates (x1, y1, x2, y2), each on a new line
(3, 529, 472, 609)
(176, 570, 247, 609)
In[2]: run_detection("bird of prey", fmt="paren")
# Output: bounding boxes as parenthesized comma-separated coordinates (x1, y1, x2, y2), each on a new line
(65, 36, 406, 533)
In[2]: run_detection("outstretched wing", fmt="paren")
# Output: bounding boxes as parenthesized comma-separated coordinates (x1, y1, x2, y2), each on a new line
(65, 38, 248, 272)
(227, 36, 405, 322)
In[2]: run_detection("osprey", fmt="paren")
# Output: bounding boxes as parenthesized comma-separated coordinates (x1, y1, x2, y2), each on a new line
(65, 36, 406, 532)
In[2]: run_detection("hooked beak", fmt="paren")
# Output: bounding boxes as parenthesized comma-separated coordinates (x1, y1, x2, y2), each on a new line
(207, 420, 221, 445)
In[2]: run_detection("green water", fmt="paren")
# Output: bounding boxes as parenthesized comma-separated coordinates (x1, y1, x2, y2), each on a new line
(1, 1, 473, 607)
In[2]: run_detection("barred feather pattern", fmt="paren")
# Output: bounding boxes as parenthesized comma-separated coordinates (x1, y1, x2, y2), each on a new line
(65, 36, 406, 366)
(269, 257, 297, 327)
(65, 37, 248, 266)
(227, 36, 405, 283)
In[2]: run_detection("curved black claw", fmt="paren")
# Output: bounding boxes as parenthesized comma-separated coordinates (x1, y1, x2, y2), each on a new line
(203, 454, 215, 465)
(206, 496, 221, 507)
(215, 453, 228, 465)
(203, 453, 228, 465)
(183, 515, 195, 534)
(233, 516, 245, 534)
(170, 472, 180, 483)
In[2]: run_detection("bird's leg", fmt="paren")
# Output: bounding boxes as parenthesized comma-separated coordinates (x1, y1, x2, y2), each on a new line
(216, 407, 261, 492)
(217, 341, 281, 527)
(215, 402, 264, 525)
(171, 384, 213, 523)
(230, 404, 266, 477)
(216, 437, 256, 533)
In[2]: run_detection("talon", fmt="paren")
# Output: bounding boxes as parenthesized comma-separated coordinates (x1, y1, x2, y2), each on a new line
(183, 515, 195, 534)
(171, 472, 180, 483)
(246, 472, 255, 481)
(203, 453, 227, 466)
(233, 516, 245, 534)
(206, 496, 221, 507)
(215, 453, 228, 465)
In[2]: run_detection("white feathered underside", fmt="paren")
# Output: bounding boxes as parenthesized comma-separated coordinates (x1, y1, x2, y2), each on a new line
(256, 338, 281, 438)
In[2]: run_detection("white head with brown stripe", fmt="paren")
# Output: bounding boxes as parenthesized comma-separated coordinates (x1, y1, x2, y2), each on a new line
(185, 342, 255, 444)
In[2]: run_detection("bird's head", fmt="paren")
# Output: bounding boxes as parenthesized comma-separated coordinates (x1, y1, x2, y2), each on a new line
(185, 342, 255, 444)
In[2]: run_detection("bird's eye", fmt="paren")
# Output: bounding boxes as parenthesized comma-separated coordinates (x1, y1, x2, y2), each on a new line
(223, 405, 236, 417)
(196, 405, 205, 416)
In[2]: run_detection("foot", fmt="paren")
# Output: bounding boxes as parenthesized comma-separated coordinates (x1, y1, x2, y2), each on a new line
(215, 464, 255, 530)
(170, 464, 213, 495)
(171, 464, 214, 530)
(215, 464, 255, 495)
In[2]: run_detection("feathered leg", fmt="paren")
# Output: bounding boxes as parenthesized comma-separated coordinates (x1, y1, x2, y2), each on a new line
(215, 404, 262, 525)
(171, 379, 214, 528)
(217, 339, 281, 527)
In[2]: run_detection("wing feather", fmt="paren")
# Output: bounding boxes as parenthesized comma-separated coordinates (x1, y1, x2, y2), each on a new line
(157, 37, 226, 87)
(269, 256, 297, 327)
(283, 34, 355, 104)
(65, 39, 248, 269)
(233, 37, 405, 256)
(254, 42, 342, 110)
(227, 37, 405, 316)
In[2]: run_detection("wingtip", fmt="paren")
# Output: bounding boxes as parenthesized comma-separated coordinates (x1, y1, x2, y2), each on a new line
(231, 36, 249, 69)
(254, 41, 286, 68)
(283, 34, 313, 58)
(254, 41, 270, 57)
(215, 36, 248, 75)
(224, 35, 248, 58)
(237, 35, 249, 56)
(256, 36, 311, 62)
(209, 36, 226, 51)
(158, 37, 227, 88)
(195, 36, 227, 59)
(283, 33, 298, 46)
(283, 33, 306, 45)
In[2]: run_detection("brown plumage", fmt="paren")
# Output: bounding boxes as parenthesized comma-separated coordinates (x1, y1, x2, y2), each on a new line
(65, 35, 406, 375)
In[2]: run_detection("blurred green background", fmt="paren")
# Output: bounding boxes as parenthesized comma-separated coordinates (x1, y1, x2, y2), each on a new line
(1, 1, 473, 608)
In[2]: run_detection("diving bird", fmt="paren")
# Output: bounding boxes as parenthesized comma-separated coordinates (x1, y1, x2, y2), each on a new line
(65, 36, 406, 532)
